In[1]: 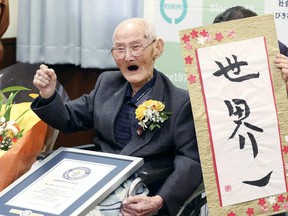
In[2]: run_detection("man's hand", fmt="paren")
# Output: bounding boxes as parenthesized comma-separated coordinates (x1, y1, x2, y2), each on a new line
(274, 53, 288, 90)
(120, 195, 164, 216)
(33, 64, 57, 98)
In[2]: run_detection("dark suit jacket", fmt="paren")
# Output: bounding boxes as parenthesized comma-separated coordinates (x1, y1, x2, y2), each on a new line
(31, 70, 202, 215)
(279, 41, 288, 57)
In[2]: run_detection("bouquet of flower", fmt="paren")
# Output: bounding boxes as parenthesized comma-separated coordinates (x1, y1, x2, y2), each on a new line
(0, 86, 30, 154)
(135, 100, 172, 132)
(0, 86, 49, 191)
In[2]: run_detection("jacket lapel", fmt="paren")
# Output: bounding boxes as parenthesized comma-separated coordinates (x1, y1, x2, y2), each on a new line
(120, 72, 165, 155)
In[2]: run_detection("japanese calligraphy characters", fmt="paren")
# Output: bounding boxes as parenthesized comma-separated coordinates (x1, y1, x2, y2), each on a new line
(224, 99, 264, 158)
(213, 55, 260, 82)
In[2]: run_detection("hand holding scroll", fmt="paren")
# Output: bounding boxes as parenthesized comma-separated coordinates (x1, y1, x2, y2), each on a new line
(274, 54, 288, 91)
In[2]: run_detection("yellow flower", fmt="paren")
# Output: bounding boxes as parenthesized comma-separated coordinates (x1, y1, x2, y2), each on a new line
(147, 100, 165, 112)
(135, 106, 146, 121)
(6, 130, 14, 139)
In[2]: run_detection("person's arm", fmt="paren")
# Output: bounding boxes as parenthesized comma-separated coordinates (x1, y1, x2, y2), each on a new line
(155, 98, 202, 215)
(278, 41, 288, 57)
(31, 64, 94, 133)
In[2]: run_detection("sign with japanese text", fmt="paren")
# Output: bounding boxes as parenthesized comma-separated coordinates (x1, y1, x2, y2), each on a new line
(179, 14, 288, 215)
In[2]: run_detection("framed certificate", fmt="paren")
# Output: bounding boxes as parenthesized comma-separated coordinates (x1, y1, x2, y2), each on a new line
(0, 147, 144, 216)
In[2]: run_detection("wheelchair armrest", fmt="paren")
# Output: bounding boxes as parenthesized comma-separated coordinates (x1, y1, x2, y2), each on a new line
(36, 150, 54, 160)
(137, 166, 173, 185)
(126, 177, 143, 197)
(127, 167, 173, 197)
(72, 144, 98, 151)
(36, 144, 97, 160)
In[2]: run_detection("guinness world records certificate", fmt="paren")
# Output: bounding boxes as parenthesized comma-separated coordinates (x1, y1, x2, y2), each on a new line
(0, 147, 144, 216)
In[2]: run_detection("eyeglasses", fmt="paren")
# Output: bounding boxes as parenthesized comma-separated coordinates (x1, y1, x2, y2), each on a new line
(111, 39, 156, 60)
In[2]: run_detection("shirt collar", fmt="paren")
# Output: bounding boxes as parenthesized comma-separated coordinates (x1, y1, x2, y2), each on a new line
(126, 69, 157, 106)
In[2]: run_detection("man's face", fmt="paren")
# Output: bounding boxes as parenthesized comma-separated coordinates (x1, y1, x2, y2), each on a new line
(112, 21, 156, 91)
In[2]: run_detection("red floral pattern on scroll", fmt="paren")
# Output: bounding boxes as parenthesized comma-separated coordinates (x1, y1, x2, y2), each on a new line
(245, 207, 254, 216)
(187, 74, 196, 84)
(227, 212, 236, 216)
(185, 55, 193, 64)
(215, 32, 224, 42)
(181, 34, 190, 43)
(190, 29, 198, 38)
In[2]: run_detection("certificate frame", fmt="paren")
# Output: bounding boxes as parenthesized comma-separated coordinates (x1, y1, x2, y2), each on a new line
(0, 147, 144, 216)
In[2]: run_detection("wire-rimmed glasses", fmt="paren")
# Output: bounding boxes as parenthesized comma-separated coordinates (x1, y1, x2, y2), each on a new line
(111, 39, 156, 60)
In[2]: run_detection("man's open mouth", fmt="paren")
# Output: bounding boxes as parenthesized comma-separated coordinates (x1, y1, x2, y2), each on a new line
(127, 65, 139, 71)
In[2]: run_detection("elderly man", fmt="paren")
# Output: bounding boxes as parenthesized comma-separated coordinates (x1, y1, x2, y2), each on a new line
(31, 18, 202, 216)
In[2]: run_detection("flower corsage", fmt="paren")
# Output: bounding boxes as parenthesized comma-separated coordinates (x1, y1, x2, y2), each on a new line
(135, 100, 172, 134)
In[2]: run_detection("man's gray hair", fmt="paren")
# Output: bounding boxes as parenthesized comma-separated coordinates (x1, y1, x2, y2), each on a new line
(112, 18, 157, 44)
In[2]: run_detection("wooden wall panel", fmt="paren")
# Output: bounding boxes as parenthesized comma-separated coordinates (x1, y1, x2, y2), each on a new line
(0, 38, 16, 69)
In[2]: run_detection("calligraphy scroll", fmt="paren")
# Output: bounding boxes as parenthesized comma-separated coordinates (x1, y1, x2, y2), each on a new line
(179, 14, 288, 215)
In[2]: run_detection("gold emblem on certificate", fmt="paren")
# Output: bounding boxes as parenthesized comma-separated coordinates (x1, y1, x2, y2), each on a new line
(63, 167, 91, 180)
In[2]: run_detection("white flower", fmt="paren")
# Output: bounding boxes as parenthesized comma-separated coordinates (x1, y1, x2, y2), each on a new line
(5, 120, 20, 135)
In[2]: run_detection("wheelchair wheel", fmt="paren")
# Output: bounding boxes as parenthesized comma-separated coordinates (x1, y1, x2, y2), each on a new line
(179, 196, 207, 216)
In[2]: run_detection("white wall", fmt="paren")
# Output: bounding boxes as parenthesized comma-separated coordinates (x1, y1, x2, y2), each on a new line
(3, 0, 18, 38)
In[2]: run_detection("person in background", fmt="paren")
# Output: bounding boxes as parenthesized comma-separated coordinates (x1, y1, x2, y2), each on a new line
(0, 0, 9, 61)
(213, 6, 288, 57)
(213, 6, 288, 92)
(31, 18, 202, 216)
